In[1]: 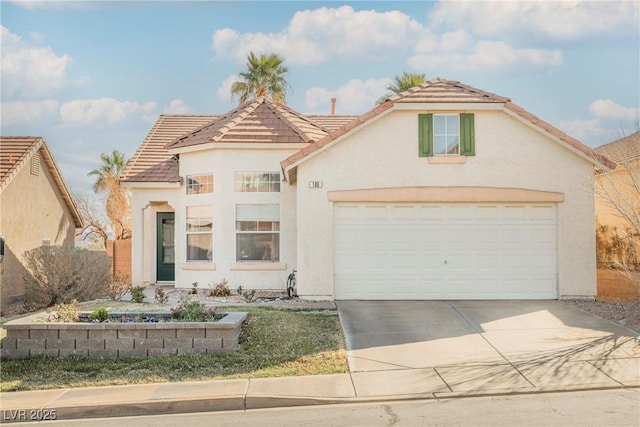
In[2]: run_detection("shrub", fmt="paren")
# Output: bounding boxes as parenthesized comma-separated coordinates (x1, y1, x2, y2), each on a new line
(106, 275, 130, 301)
(49, 300, 80, 322)
(23, 246, 111, 309)
(88, 307, 109, 322)
(209, 279, 231, 297)
(129, 286, 145, 303)
(171, 297, 217, 322)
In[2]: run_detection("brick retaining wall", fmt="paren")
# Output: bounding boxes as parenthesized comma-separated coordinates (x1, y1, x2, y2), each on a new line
(1, 312, 247, 359)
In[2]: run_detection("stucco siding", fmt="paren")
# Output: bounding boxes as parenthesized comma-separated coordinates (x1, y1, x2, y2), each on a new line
(294, 110, 596, 299)
(130, 147, 299, 292)
(0, 150, 76, 306)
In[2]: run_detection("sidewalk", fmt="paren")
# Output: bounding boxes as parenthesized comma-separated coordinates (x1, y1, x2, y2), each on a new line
(2, 358, 639, 424)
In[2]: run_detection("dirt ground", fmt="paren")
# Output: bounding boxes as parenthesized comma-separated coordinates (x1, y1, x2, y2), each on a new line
(562, 299, 640, 333)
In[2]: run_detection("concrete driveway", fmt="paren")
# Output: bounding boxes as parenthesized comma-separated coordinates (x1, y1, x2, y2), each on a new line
(337, 301, 640, 394)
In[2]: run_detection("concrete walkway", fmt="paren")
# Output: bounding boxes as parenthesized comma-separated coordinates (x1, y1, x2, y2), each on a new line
(1, 301, 638, 424)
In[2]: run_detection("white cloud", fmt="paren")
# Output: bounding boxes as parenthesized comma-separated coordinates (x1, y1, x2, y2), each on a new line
(212, 5, 565, 74)
(430, 1, 639, 41)
(212, 6, 425, 65)
(217, 74, 240, 102)
(9, 1, 95, 10)
(304, 78, 391, 114)
(0, 100, 59, 127)
(589, 99, 640, 122)
(409, 40, 562, 72)
(60, 98, 157, 126)
(163, 99, 194, 115)
(0, 25, 73, 99)
(559, 99, 640, 146)
(557, 118, 605, 143)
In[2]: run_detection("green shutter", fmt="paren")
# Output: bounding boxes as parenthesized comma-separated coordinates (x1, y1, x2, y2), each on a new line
(418, 113, 433, 157)
(460, 113, 475, 156)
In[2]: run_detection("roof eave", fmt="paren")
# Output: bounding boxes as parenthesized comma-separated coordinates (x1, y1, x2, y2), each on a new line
(502, 103, 617, 171)
(39, 142, 83, 228)
(282, 101, 395, 184)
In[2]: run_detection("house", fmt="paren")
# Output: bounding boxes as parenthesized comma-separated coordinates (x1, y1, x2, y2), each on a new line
(122, 78, 613, 301)
(0, 137, 83, 308)
(594, 131, 639, 233)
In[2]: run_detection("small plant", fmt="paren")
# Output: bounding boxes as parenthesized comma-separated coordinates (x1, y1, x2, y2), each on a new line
(209, 279, 231, 297)
(236, 285, 243, 295)
(129, 286, 146, 303)
(88, 307, 109, 322)
(50, 300, 80, 323)
(154, 287, 169, 304)
(171, 297, 218, 322)
(190, 281, 199, 295)
(106, 275, 130, 301)
(242, 289, 257, 302)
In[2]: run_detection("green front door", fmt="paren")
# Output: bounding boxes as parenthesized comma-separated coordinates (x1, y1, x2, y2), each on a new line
(156, 212, 175, 282)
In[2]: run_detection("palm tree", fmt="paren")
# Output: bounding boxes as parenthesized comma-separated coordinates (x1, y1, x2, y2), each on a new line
(377, 72, 427, 104)
(231, 52, 289, 104)
(88, 150, 131, 240)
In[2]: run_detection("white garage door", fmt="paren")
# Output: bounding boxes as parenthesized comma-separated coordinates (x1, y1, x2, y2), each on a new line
(334, 204, 557, 300)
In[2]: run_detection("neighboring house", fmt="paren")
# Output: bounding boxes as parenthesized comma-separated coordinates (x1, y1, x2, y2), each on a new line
(122, 78, 613, 301)
(0, 137, 83, 308)
(594, 131, 640, 233)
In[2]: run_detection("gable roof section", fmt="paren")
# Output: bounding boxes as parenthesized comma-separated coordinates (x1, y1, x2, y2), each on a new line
(122, 109, 356, 185)
(121, 115, 216, 183)
(390, 79, 508, 104)
(281, 78, 615, 182)
(167, 97, 330, 150)
(307, 115, 358, 131)
(594, 131, 640, 165)
(0, 136, 82, 227)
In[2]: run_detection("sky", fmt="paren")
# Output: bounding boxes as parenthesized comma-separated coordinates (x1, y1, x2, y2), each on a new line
(1, 0, 639, 198)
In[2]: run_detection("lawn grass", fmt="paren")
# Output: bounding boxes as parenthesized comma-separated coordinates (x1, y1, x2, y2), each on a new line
(0, 306, 347, 392)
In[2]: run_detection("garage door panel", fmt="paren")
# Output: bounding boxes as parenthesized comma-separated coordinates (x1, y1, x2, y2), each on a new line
(334, 204, 557, 300)
(417, 206, 445, 220)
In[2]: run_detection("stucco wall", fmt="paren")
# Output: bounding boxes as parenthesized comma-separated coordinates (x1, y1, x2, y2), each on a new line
(294, 109, 596, 299)
(130, 147, 298, 292)
(129, 187, 178, 286)
(0, 150, 76, 308)
(595, 161, 639, 232)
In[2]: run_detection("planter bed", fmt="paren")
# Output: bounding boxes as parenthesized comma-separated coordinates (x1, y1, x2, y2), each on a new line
(1, 311, 247, 359)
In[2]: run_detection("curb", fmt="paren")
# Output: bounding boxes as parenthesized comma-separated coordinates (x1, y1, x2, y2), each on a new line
(2, 384, 638, 424)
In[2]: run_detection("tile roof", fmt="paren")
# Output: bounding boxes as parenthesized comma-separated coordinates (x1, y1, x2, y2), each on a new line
(594, 131, 640, 165)
(123, 99, 356, 184)
(307, 115, 358, 131)
(390, 78, 508, 104)
(167, 98, 330, 150)
(0, 136, 82, 227)
(121, 115, 216, 183)
(281, 78, 616, 181)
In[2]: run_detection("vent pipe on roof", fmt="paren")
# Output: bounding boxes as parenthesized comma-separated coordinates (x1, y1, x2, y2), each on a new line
(331, 98, 336, 116)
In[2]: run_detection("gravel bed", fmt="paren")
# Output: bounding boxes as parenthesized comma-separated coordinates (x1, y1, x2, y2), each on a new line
(562, 299, 640, 333)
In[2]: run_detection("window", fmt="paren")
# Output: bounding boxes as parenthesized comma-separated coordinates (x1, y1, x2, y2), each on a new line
(186, 174, 213, 195)
(186, 205, 212, 261)
(434, 114, 459, 155)
(235, 172, 280, 192)
(419, 113, 475, 157)
(236, 204, 280, 262)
